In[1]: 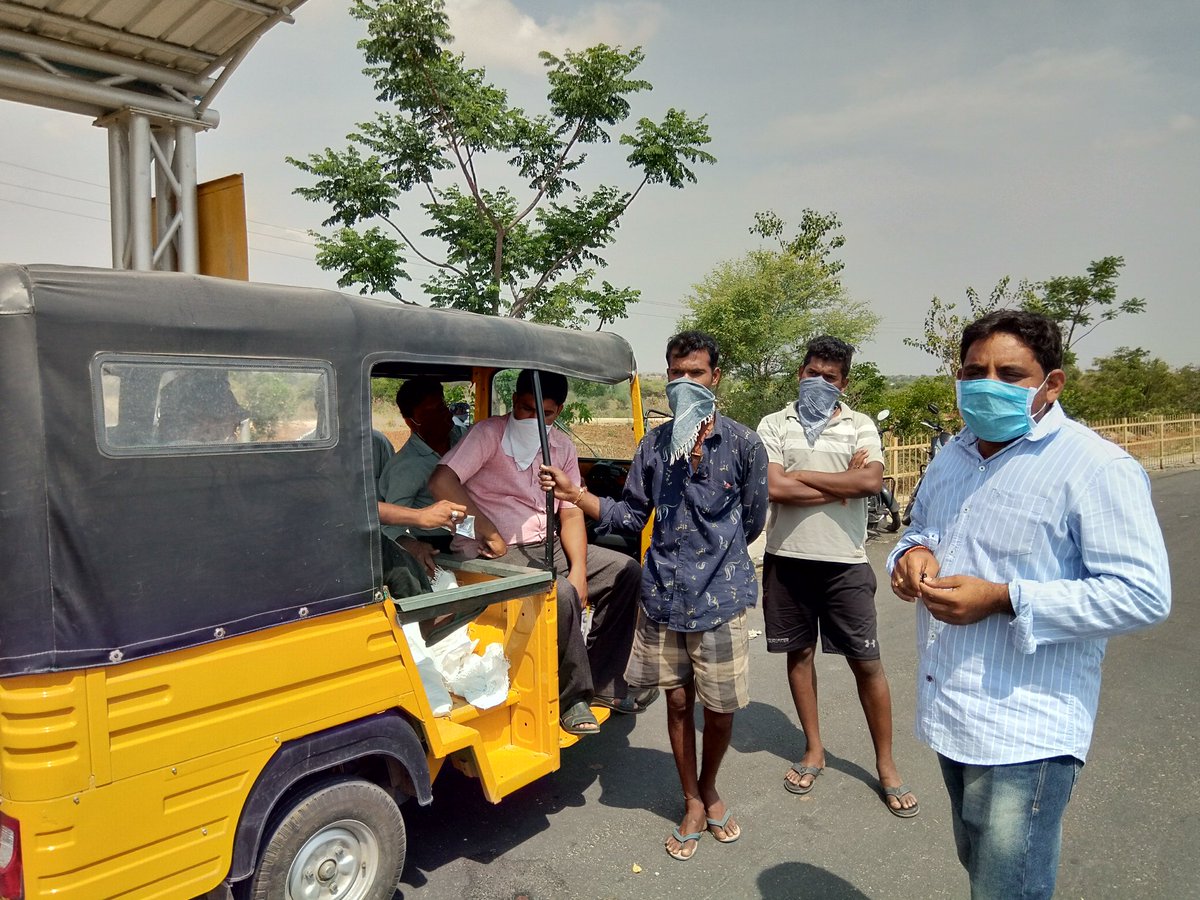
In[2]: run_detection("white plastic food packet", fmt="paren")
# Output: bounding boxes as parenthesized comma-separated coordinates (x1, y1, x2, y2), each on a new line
(425, 624, 510, 710)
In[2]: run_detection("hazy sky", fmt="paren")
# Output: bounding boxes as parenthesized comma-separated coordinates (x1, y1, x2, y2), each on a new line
(1, 0, 1196, 375)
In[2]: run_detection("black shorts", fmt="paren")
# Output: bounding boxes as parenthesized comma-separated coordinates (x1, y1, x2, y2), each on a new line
(762, 553, 880, 659)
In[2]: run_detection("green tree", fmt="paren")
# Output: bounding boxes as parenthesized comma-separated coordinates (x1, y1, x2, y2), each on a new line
(677, 209, 878, 427)
(1173, 366, 1200, 411)
(231, 372, 305, 439)
(1067, 347, 1177, 421)
(750, 209, 846, 280)
(878, 377, 958, 440)
(843, 361, 888, 414)
(289, 0, 715, 327)
(371, 377, 403, 404)
(1024, 256, 1145, 363)
(906, 257, 1146, 410)
(904, 277, 1034, 380)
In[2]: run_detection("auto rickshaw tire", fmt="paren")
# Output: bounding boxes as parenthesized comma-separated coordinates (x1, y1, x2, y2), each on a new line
(248, 777, 405, 900)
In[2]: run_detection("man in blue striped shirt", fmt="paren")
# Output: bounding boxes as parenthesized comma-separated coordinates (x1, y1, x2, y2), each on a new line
(887, 310, 1170, 899)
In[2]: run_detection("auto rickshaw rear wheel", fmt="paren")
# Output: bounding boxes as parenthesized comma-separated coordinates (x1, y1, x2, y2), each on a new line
(249, 777, 406, 900)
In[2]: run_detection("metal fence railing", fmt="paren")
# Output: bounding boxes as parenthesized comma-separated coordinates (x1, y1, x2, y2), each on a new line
(885, 413, 1200, 501)
(1085, 414, 1200, 470)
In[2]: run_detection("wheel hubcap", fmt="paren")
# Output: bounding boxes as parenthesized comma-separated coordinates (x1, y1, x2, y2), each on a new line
(287, 820, 380, 900)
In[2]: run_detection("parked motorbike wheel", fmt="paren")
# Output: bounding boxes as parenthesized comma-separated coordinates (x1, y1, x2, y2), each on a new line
(883, 502, 902, 532)
(901, 483, 919, 526)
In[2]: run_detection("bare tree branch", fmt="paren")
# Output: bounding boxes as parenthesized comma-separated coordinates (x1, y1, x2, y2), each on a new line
(383, 214, 467, 278)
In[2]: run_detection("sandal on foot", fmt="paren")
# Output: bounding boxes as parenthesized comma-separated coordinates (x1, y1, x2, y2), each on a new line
(784, 764, 823, 795)
(882, 783, 920, 818)
(706, 810, 741, 844)
(593, 688, 660, 714)
(560, 700, 599, 736)
(666, 827, 703, 861)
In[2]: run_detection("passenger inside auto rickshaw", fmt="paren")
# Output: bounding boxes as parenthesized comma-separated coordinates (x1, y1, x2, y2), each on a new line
(379, 377, 469, 553)
(429, 369, 654, 735)
(156, 370, 247, 444)
(302, 376, 464, 591)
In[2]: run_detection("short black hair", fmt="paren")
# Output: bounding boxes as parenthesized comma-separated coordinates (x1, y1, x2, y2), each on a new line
(960, 310, 1063, 375)
(802, 335, 855, 379)
(515, 369, 569, 406)
(666, 330, 719, 368)
(395, 377, 444, 419)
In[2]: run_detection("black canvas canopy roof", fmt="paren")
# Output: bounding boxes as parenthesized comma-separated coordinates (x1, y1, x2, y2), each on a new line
(0, 264, 636, 675)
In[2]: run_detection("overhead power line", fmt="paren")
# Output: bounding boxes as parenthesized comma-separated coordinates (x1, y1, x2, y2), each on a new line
(0, 178, 108, 205)
(0, 195, 109, 223)
(0, 158, 108, 190)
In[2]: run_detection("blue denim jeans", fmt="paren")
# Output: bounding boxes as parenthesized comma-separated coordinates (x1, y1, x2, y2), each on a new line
(938, 754, 1083, 900)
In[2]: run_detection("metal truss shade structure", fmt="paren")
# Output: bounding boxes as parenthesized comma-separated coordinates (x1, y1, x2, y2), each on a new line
(0, 0, 308, 273)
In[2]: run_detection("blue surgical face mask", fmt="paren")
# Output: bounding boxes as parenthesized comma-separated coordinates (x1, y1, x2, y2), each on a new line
(956, 376, 1049, 443)
(796, 376, 843, 444)
(666, 379, 716, 464)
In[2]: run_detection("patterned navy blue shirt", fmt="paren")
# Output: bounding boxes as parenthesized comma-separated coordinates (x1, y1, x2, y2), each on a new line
(597, 414, 769, 631)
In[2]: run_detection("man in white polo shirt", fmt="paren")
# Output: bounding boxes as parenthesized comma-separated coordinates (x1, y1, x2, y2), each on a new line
(757, 336, 918, 817)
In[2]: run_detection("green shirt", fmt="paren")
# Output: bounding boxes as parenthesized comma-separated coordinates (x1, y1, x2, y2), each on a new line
(377, 424, 466, 541)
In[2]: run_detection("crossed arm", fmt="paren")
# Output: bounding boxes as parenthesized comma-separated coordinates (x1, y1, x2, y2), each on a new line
(767, 448, 882, 506)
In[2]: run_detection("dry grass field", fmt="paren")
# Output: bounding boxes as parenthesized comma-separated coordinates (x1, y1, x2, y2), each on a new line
(566, 419, 641, 459)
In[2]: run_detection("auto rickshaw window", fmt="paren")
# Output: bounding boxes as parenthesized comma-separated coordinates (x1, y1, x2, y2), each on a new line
(92, 354, 337, 456)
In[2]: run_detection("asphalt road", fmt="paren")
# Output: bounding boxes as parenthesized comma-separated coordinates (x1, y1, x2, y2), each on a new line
(393, 467, 1199, 900)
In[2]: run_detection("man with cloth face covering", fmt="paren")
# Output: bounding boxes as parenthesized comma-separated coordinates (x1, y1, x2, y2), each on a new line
(429, 370, 645, 738)
(540, 331, 769, 862)
(756, 335, 919, 817)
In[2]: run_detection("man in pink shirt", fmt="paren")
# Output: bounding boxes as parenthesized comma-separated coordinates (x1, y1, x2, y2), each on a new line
(430, 370, 647, 736)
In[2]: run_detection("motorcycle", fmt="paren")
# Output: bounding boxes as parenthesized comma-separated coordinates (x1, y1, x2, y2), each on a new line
(867, 409, 902, 534)
(450, 400, 471, 427)
(901, 403, 953, 526)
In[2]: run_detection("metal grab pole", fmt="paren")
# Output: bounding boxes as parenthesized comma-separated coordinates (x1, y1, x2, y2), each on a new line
(532, 371, 556, 577)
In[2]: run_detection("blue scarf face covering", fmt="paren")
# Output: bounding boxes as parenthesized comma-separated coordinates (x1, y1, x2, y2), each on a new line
(796, 376, 843, 445)
(666, 379, 717, 464)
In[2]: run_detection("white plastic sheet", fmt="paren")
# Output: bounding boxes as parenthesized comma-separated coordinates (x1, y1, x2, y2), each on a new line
(425, 626, 510, 710)
(402, 566, 510, 712)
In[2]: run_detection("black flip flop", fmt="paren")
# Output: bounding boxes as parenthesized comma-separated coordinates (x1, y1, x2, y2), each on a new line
(784, 764, 823, 795)
(593, 688, 660, 714)
(882, 783, 920, 818)
(560, 700, 599, 735)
